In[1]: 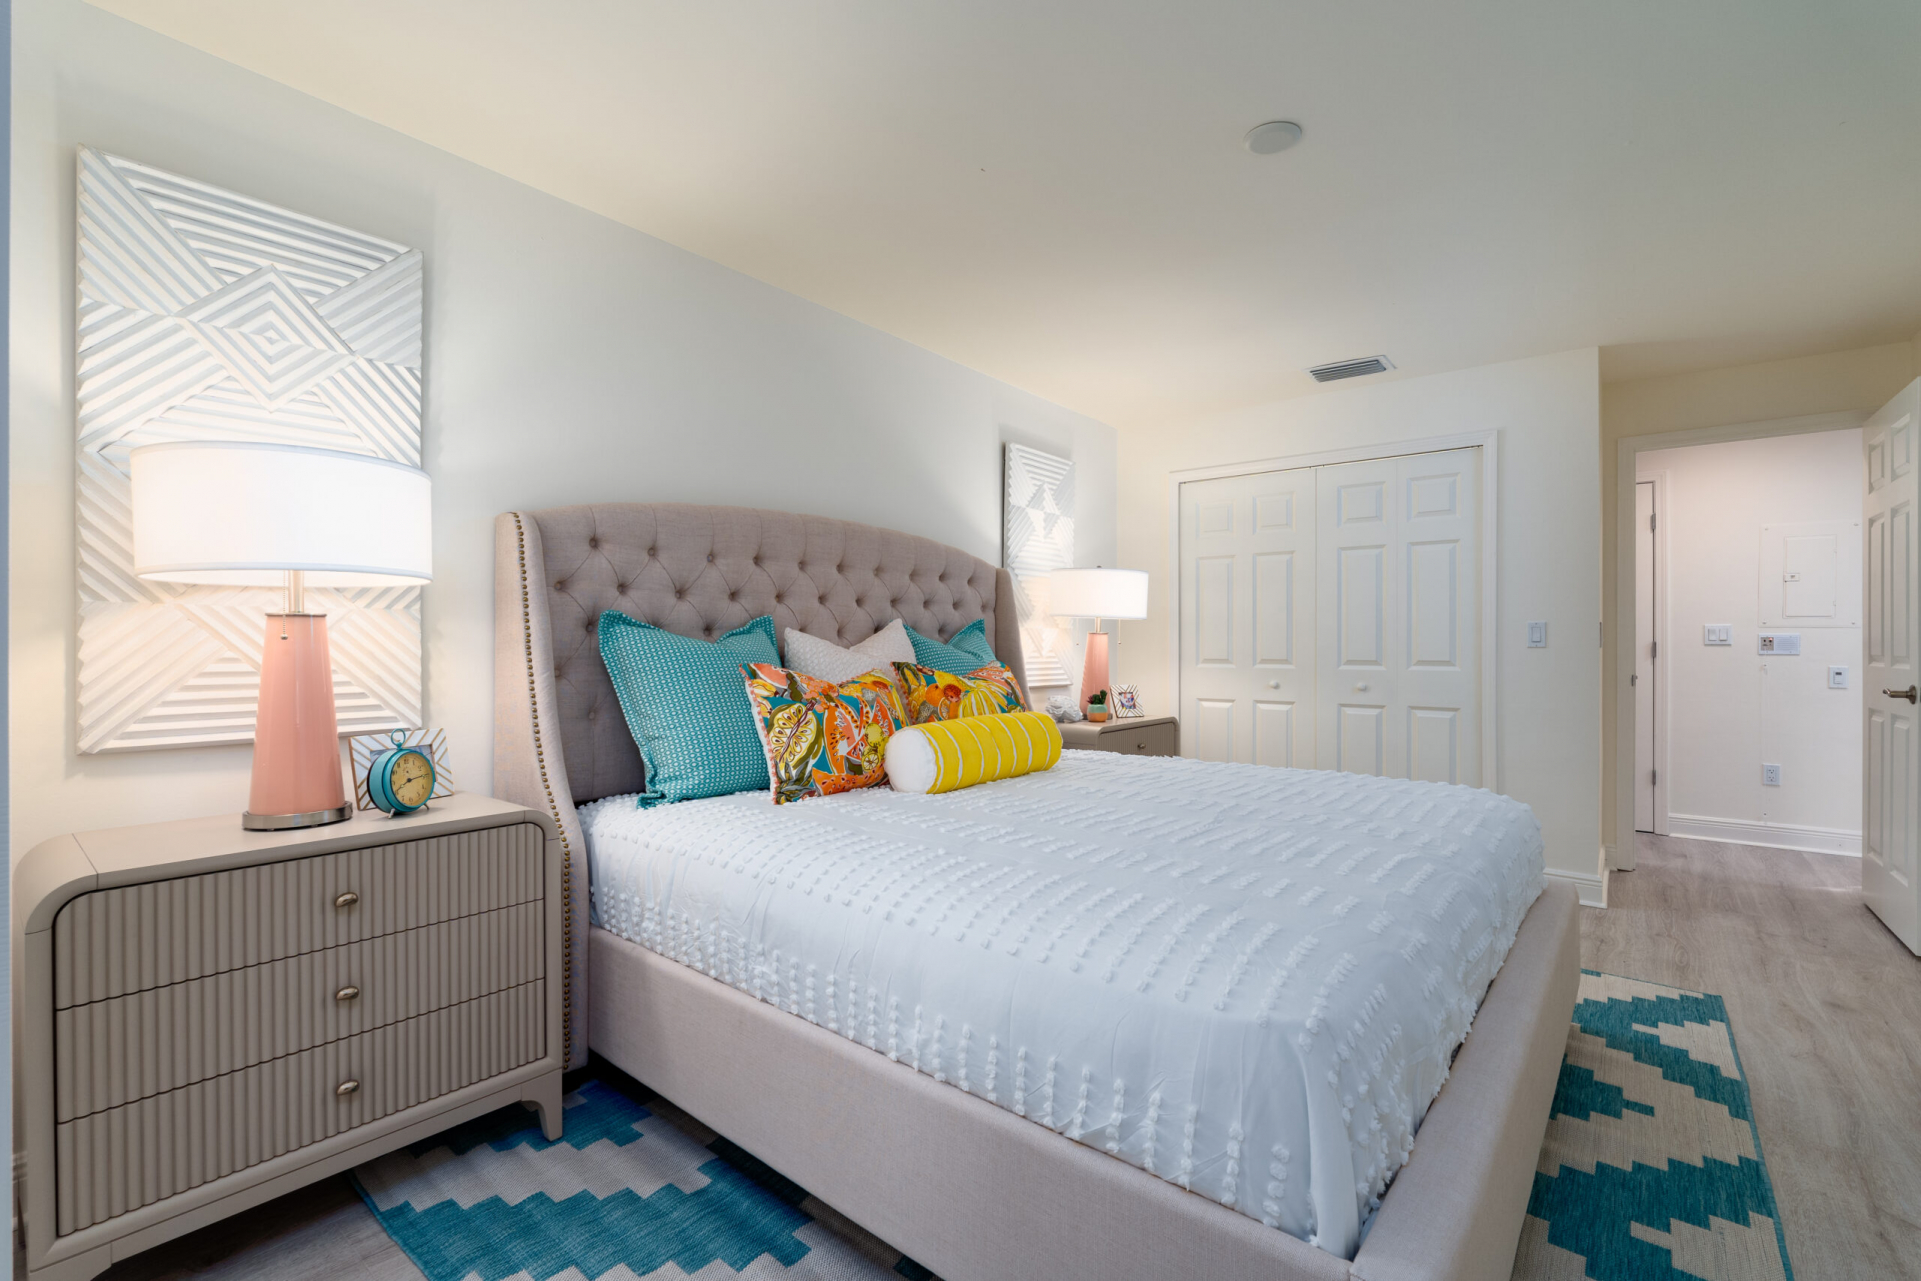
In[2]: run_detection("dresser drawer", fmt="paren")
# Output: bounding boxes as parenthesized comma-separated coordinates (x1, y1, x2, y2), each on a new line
(54, 901, 544, 1122)
(54, 980, 546, 1235)
(53, 822, 544, 1008)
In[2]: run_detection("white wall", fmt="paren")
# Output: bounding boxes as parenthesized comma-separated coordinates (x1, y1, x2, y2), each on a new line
(1117, 349, 1603, 889)
(8, 0, 1116, 857)
(1637, 430, 1863, 850)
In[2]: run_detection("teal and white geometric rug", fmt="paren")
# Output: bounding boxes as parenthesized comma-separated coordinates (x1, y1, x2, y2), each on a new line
(354, 971, 1789, 1281)
(1513, 971, 1792, 1281)
(353, 1076, 934, 1281)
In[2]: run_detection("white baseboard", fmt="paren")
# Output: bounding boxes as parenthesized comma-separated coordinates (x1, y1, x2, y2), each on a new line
(1547, 866, 1608, 908)
(1665, 814, 1861, 857)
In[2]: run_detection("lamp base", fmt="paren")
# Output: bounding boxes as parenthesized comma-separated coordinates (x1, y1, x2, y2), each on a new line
(249, 612, 349, 829)
(1080, 628, 1112, 717)
(242, 804, 353, 832)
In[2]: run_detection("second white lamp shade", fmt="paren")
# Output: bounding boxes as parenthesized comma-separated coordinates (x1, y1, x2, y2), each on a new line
(1047, 567, 1149, 620)
(130, 442, 432, 586)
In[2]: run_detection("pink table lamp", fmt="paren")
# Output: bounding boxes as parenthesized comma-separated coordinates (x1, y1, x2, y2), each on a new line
(1047, 567, 1149, 717)
(131, 442, 432, 830)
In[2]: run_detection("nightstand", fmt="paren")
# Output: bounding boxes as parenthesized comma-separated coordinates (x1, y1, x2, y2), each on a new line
(1058, 715, 1181, 757)
(14, 793, 565, 1281)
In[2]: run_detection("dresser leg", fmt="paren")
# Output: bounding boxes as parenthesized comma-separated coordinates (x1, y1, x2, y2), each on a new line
(521, 1071, 565, 1141)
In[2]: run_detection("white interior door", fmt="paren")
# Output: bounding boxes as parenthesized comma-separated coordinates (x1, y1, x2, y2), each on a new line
(1863, 378, 1920, 954)
(1633, 480, 1664, 832)
(1178, 467, 1317, 765)
(1314, 449, 1482, 784)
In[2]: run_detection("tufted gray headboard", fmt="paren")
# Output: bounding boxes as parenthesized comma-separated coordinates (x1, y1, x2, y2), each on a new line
(493, 502, 1025, 1067)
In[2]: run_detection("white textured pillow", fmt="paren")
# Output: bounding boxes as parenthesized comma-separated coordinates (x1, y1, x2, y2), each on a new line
(783, 619, 916, 685)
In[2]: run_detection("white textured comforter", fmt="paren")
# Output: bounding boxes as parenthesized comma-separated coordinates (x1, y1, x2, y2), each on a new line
(582, 750, 1544, 1257)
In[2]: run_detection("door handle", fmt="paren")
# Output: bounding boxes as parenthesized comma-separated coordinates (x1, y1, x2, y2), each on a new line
(1886, 685, 1919, 704)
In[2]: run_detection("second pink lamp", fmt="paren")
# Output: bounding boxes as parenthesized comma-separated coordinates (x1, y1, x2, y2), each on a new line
(130, 442, 432, 830)
(1047, 567, 1149, 716)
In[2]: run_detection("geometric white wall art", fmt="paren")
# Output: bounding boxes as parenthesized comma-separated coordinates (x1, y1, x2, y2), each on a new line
(1003, 442, 1076, 688)
(75, 148, 424, 752)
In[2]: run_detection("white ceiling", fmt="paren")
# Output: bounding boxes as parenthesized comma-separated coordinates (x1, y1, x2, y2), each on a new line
(90, 0, 1921, 429)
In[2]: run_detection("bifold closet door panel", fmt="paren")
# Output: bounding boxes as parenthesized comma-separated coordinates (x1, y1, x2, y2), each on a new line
(1178, 467, 1317, 767)
(53, 823, 545, 1007)
(1315, 449, 1481, 786)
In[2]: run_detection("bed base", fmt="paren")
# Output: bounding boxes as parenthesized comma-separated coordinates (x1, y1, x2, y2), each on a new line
(588, 880, 1579, 1281)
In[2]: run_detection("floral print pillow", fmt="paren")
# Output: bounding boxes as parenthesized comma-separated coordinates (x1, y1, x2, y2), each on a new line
(740, 664, 908, 804)
(893, 661, 1028, 725)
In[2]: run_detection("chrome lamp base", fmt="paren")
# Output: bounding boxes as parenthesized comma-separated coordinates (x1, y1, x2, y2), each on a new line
(242, 804, 353, 832)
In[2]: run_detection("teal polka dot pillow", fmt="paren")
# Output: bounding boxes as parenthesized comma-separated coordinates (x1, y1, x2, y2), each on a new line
(904, 618, 997, 673)
(598, 612, 779, 806)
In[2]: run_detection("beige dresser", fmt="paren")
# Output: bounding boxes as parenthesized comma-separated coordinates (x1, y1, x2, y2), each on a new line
(13, 793, 565, 1281)
(1058, 714, 1180, 757)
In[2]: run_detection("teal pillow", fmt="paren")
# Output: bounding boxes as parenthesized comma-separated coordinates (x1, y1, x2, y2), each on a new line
(598, 612, 778, 806)
(904, 618, 997, 673)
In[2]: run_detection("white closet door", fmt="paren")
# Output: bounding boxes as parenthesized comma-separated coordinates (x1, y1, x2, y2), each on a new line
(1315, 449, 1481, 784)
(1863, 378, 1920, 954)
(1178, 468, 1317, 765)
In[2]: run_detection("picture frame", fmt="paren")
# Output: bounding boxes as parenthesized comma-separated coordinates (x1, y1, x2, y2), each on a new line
(1112, 684, 1144, 718)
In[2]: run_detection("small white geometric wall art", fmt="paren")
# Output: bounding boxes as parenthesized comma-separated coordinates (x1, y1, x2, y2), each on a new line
(75, 148, 424, 753)
(1003, 443, 1076, 687)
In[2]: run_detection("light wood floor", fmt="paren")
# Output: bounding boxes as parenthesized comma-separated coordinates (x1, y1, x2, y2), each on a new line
(1583, 834, 1921, 1281)
(87, 833, 1920, 1281)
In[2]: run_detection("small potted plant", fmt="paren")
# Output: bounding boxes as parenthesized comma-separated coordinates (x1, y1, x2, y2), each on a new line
(1086, 689, 1110, 722)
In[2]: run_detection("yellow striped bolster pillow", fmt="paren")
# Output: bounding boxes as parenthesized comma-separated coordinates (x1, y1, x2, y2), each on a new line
(884, 711, 1063, 794)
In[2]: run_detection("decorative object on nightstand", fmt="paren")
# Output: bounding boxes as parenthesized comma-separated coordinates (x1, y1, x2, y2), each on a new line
(14, 794, 564, 1281)
(1086, 689, 1110, 722)
(351, 727, 456, 813)
(1058, 714, 1180, 758)
(1043, 694, 1084, 723)
(1047, 566, 1149, 717)
(130, 442, 433, 831)
(1111, 683, 1143, 718)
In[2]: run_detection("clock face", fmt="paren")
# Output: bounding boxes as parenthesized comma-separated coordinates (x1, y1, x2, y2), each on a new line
(388, 750, 434, 809)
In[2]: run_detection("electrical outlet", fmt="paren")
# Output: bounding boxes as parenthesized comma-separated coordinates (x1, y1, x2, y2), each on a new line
(1527, 621, 1547, 648)
(1762, 763, 1782, 787)
(1757, 632, 1801, 655)
(1829, 665, 1849, 689)
(1703, 624, 1732, 646)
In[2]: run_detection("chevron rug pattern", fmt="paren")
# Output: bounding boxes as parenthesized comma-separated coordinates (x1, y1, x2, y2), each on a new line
(75, 147, 423, 752)
(354, 973, 1788, 1281)
(1513, 971, 1793, 1281)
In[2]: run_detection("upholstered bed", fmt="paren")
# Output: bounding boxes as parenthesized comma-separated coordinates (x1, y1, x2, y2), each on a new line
(494, 502, 1580, 1281)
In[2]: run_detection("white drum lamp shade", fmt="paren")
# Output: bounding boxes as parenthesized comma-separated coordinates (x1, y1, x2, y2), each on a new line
(1047, 567, 1149, 621)
(131, 442, 432, 585)
(129, 441, 433, 832)
(1047, 567, 1149, 717)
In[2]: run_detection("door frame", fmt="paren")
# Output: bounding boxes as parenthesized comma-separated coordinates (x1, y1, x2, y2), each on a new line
(1632, 472, 1671, 836)
(1610, 410, 1865, 872)
(1167, 429, 1501, 789)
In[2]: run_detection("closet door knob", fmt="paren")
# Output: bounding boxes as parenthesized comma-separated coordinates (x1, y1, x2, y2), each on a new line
(336, 1079, 360, 1097)
(1268, 680, 1280, 689)
(334, 891, 360, 908)
(1355, 683, 1369, 693)
(1886, 685, 1919, 704)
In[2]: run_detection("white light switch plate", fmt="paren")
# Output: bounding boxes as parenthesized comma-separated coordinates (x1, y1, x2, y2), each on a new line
(1704, 624, 1732, 646)
(1527, 621, 1547, 648)
(1829, 665, 1849, 689)
(1757, 632, 1801, 655)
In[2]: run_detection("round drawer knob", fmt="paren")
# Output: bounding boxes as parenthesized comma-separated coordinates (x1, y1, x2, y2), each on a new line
(336, 1079, 360, 1097)
(334, 891, 360, 908)
(335, 986, 360, 1002)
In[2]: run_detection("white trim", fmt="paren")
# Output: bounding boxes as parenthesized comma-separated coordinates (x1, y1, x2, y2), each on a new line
(1611, 411, 1866, 870)
(1166, 429, 1501, 789)
(1666, 814, 1862, 857)
(1548, 865, 1609, 908)
(1602, 841, 1621, 872)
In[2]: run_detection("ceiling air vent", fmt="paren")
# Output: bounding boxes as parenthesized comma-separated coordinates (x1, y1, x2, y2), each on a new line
(1307, 355, 1395, 383)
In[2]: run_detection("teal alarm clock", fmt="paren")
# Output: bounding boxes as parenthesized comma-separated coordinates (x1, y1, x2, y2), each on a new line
(368, 731, 437, 816)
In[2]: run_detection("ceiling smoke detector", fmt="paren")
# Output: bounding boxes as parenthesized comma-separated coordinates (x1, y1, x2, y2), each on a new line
(1243, 121, 1303, 155)
(1307, 355, 1396, 383)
